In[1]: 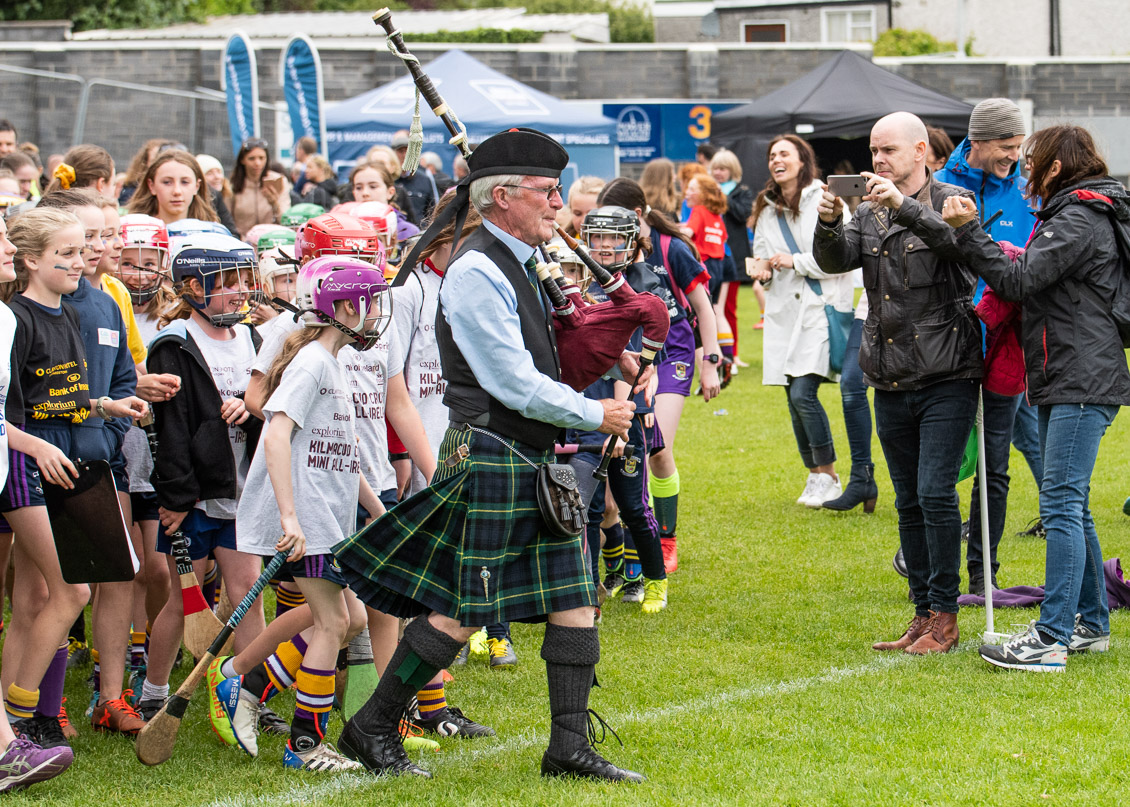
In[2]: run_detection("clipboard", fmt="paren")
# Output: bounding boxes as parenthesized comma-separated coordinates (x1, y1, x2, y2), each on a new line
(45, 459, 139, 584)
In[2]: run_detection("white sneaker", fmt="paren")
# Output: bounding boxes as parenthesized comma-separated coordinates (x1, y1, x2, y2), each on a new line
(797, 473, 819, 505)
(804, 473, 842, 508)
(283, 739, 365, 772)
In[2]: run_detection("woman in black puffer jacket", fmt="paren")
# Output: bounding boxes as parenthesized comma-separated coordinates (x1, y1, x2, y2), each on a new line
(939, 124, 1130, 672)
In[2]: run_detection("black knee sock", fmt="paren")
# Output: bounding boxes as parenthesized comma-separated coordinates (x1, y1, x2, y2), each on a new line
(350, 617, 464, 731)
(541, 623, 600, 758)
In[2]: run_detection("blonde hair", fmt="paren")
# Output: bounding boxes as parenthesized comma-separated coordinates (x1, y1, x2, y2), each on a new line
(4, 208, 82, 300)
(307, 155, 333, 180)
(263, 327, 322, 400)
(709, 149, 742, 183)
(567, 176, 605, 207)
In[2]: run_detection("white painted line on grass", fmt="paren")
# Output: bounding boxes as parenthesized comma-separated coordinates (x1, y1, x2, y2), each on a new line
(199, 646, 964, 807)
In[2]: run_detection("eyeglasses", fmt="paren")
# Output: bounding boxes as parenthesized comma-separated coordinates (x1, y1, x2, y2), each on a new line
(503, 182, 563, 201)
(241, 138, 269, 152)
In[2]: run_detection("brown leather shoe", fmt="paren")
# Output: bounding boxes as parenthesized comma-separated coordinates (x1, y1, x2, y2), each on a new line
(905, 611, 959, 655)
(872, 614, 931, 651)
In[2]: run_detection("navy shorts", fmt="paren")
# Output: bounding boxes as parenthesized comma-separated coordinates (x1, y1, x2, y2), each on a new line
(156, 509, 237, 561)
(109, 452, 129, 493)
(355, 488, 399, 532)
(275, 553, 347, 588)
(0, 448, 45, 512)
(130, 490, 160, 522)
(0, 423, 122, 512)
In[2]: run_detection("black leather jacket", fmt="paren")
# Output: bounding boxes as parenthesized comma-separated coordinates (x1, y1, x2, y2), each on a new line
(814, 174, 982, 391)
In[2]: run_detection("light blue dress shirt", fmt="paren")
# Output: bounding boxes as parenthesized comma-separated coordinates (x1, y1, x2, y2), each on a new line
(439, 218, 604, 431)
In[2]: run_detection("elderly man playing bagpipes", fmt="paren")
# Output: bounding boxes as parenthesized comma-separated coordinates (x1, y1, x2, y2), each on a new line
(333, 126, 649, 782)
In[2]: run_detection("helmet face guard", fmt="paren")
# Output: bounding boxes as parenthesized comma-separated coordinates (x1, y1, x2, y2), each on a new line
(172, 235, 261, 328)
(581, 206, 640, 274)
(295, 256, 393, 351)
(118, 215, 171, 305)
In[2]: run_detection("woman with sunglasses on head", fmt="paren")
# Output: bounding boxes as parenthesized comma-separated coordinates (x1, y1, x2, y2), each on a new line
(229, 139, 291, 238)
(926, 125, 1130, 672)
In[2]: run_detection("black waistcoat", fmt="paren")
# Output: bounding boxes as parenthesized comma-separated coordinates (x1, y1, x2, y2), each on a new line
(435, 226, 563, 449)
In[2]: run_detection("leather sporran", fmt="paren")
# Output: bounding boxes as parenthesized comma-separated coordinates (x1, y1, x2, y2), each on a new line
(536, 463, 586, 538)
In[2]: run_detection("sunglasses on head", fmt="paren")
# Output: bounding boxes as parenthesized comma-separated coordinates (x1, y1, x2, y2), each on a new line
(241, 138, 269, 151)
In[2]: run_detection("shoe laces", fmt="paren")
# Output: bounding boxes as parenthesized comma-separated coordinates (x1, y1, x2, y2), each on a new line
(488, 639, 511, 659)
(57, 699, 70, 730)
(642, 579, 666, 601)
(35, 716, 65, 745)
(104, 694, 143, 720)
(1004, 622, 1040, 649)
(585, 709, 623, 749)
(398, 708, 424, 740)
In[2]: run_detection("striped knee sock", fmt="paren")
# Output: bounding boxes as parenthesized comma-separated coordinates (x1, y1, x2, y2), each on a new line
(202, 561, 219, 608)
(624, 544, 642, 581)
(274, 584, 306, 617)
(293, 665, 334, 743)
(602, 532, 625, 573)
(5, 684, 38, 724)
(264, 634, 308, 697)
(416, 682, 446, 721)
(130, 630, 147, 670)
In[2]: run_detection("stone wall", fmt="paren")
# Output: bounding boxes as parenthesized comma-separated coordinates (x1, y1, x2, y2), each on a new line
(1, 37, 1128, 170)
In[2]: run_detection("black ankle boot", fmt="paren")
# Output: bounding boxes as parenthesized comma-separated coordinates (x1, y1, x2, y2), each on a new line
(822, 463, 878, 512)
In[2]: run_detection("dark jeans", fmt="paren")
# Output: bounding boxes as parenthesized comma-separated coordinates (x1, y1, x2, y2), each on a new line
(1035, 403, 1117, 644)
(966, 390, 1022, 578)
(1012, 398, 1044, 490)
(838, 318, 873, 469)
(568, 450, 604, 584)
(875, 379, 979, 614)
(785, 374, 836, 468)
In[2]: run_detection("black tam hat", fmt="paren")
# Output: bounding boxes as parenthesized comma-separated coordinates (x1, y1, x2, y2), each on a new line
(467, 127, 568, 181)
(393, 127, 569, 286)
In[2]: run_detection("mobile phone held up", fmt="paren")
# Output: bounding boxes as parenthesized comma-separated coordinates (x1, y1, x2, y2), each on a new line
(827, 175, 867, 198)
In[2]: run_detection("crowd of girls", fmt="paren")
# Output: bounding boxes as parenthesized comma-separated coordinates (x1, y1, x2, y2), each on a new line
(0, 130, 898, 790)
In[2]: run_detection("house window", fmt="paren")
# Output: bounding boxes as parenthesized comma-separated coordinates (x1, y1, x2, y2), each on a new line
(821, 7, 875, 42)
(743, 22, 788, 43)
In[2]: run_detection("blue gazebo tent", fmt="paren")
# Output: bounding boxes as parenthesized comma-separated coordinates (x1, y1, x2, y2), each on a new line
(326, 49, 618, 183)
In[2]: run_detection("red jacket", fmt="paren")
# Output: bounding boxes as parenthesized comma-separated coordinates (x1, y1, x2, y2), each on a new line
(975, 241, 1026, 396)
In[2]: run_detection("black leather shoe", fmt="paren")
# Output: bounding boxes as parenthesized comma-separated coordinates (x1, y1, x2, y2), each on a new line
(893, 547, 908, 579)
(541, 747, 645, 783)
(338, 718, 433, 778)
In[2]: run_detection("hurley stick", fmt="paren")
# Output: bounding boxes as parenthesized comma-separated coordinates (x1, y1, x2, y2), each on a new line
(141, 416, 227, 658)
(135, 550, 287, 766)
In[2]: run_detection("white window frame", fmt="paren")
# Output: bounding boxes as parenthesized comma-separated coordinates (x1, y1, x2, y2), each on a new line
(739, 18, 790, 43)
(820, 5, 876, 43)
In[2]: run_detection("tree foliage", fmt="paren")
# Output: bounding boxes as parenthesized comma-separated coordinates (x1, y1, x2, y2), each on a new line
(872, 28, 958, 57)
(1, 0, 655, 42)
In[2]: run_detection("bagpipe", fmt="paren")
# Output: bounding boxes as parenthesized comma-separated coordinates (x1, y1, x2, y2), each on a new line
(374, 8, 669, 479)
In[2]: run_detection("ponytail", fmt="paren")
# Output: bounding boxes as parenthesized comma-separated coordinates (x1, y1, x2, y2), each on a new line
(262, 326, 320, 400)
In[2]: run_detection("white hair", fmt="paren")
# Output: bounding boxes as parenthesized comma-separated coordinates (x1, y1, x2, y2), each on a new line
(469, 173, 525, 215)
(420, 151, 443, 171)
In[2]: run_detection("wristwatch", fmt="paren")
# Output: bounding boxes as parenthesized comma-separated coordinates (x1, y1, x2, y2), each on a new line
(703, 353, 721, 365)
(96, 396, 113, 420)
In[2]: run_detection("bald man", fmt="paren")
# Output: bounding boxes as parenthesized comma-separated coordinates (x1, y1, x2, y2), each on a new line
(813, 112, 983, 655)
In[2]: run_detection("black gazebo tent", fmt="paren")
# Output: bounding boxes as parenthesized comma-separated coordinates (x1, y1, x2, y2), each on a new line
(713, 51, 975, 192)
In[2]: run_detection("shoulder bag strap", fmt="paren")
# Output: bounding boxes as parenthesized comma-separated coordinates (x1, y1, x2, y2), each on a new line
(777, 211, 822, 297)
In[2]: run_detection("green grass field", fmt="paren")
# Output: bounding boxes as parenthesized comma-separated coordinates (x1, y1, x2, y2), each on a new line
(13, 288, 1130, 806)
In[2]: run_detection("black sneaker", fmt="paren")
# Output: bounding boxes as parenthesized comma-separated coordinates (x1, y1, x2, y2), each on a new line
(29, 716, 68, 749)
(415, 705, 496, 738)
(137, 699, 165, 722)
(621, 580, 645, 603)
(967, 575, 1000, 596)
(258, 704, 290, 736)
(602, 571, 626, 600)
(960, 520, 969, 543)
(1016, 518, 1046, 539)
(1068, 614, 1110, 654)
(979, 623, 1066, 672)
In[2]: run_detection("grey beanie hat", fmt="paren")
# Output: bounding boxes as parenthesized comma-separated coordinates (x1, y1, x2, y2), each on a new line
(968, 98, 1026, 141)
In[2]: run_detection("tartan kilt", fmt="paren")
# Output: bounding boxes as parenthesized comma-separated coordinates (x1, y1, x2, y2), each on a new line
(334, 425, 596, 626)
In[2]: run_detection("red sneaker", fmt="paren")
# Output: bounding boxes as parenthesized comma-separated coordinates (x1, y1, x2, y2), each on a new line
(660, 536, 678, 573)
(752, 317, 765, 330)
